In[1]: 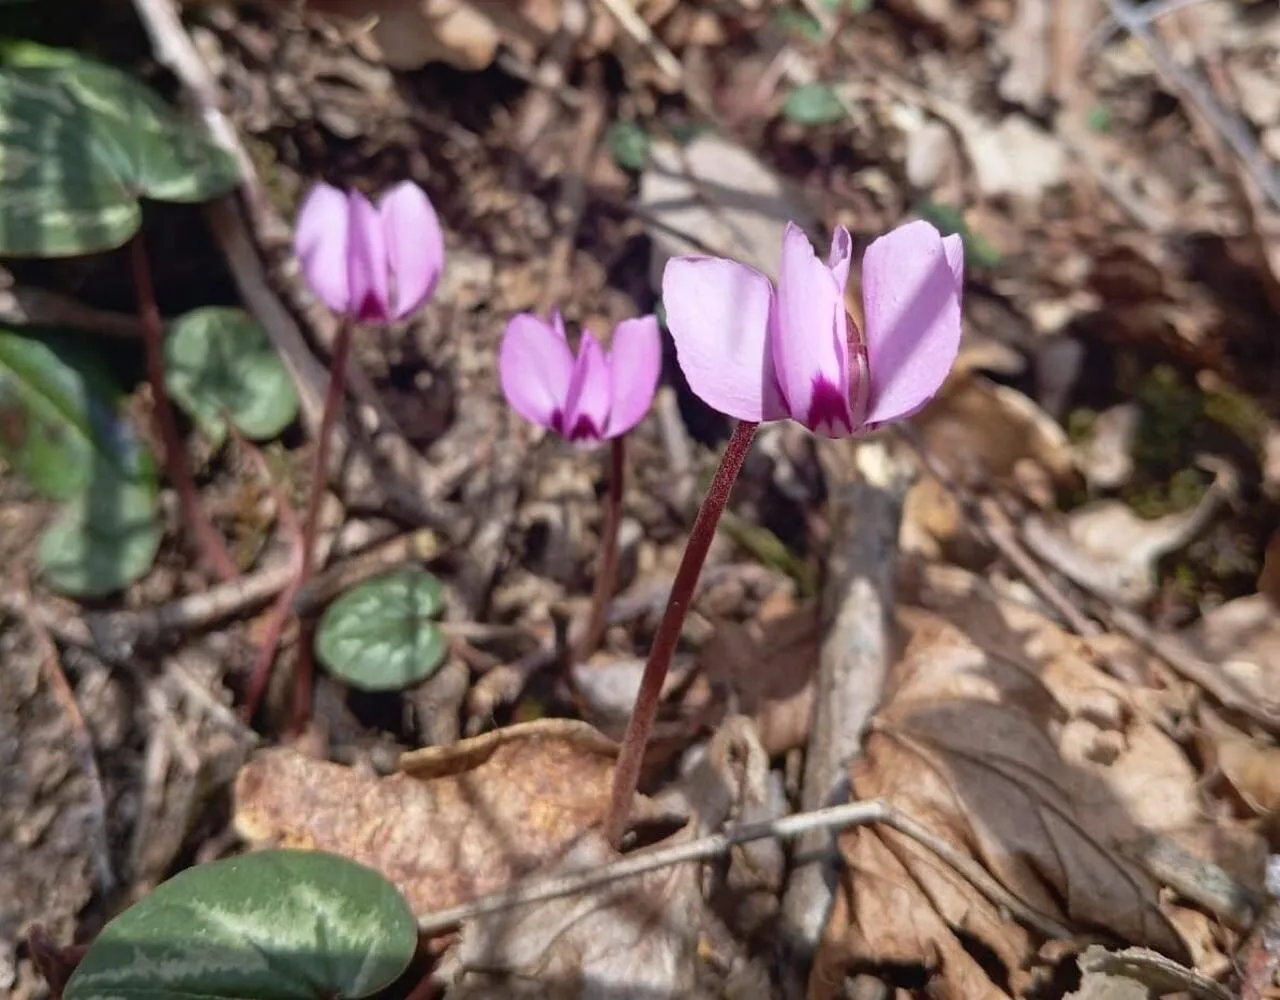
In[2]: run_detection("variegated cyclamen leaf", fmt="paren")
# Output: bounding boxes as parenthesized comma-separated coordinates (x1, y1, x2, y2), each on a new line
(64, 850, 417, 1000)
(0, 42, 239, 256)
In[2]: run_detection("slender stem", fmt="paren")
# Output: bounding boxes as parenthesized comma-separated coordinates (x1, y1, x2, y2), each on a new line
(299, 317, 354, 579)
(602, 420, 758, 847)
(577, 436, 626, 661)
(290, 316, 355, 730)
(130, 234, 237, 582)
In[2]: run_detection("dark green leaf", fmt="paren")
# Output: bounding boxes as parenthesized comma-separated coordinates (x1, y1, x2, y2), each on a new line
(316, 570, 447, 692)
(608, 120, 651, 172)
(165, 307, 299, 445)
(0, 328, 153, 499)
(781, 83, 845, 126)
(36, 477, 160, 597)
(0, 42, 239, 256)
(65, 849, 417, 1000)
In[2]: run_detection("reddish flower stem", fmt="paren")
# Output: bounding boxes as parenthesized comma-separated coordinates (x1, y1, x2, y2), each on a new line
(602, 419, 758, 847)
(286, 316, 354, 730)
(299, 317, 354, 580)
(130, 234, 237, 582)
(576, 435, 626, 662)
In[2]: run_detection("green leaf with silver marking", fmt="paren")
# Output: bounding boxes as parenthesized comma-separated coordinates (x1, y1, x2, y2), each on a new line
(0, 327, 154, 499)
(65, 849, 418, 1000)
(0, 42, 239, 256)
(316, 569, 448, 691)
(165, 306, 299, 445)
(36, 476, 161, 598)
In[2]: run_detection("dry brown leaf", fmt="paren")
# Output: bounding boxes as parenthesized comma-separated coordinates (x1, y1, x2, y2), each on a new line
(699, 607, 820, 756)
(816, 564, 1220, 997)
(1204, 722, 1280, 815)
(446, 717, 774, 999)
(445, 830, 700, 1000)
(917, 373, 1076, 491)
(233, 719, 650, 916)
(1182, 594, 1280, 713)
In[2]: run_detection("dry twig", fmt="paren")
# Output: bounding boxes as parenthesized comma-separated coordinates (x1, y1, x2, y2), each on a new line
(416, 798, 1073, 940)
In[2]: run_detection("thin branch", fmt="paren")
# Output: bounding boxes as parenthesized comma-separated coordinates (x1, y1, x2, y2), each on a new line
(416, 799, 1073, 940)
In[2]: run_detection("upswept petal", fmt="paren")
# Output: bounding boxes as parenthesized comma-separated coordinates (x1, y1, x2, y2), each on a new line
(860, 220, 963, 425)
(771, 223, 852, 434)
(661, 256, 783, 422)
(562, 332, 611, 441)
(295, 183, 352, 315)
(379, 181, 445, 319)
(499, 313, 575, 429)
(604, 316, 662, 437)
(345, 192, 390, 323)
(827, 226, 853, 289)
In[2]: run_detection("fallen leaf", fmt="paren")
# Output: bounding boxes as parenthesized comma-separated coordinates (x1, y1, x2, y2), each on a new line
(1182, 593, 1280, 712)
(816, 563, 1220, 996)
(445, 831, 700, 1000)
(234, 720, 652, 916)
(999, 0, 1052, 113)
(447, 717, 770, 999)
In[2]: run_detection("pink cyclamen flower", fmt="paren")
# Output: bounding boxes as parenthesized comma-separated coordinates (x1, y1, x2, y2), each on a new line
(294, 181, 444, 324)
(662, 220, 963, 437)
(500, 312, 662, 443)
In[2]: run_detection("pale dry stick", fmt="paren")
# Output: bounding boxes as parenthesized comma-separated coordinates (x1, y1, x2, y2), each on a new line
(12, 578, 115, 894)
(416, 798, 1073, 939)
(291, 528, 442, 616)
(1105, 0, 1280, 210)
(780, 437, 914, 971)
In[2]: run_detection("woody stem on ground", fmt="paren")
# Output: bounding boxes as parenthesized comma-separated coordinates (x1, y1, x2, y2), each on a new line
(576, 436, 626, 661)
(602, 419, 758, 848)
(130, 234, 238, 582)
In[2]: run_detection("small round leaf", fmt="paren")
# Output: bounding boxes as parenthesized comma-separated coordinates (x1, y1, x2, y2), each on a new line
(65, 849, 417, 1000)
(608, 121, 651, 172)
(781, 83, 845, 126)
(316, 570, 447, 691)
(165, 307, 300, 444)
(36, 478, 160, 597)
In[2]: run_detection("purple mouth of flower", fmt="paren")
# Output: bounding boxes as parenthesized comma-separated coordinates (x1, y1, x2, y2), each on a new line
(551, 410, 603, 442)
(805, 376, 854, 436)
(357, 292, 385, 324)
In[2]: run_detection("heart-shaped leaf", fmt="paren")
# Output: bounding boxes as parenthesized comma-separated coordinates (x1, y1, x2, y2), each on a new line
(0, 328, 154, 499)
(65, 849, 417, 1000)
(0, 42, 239, 256)
(316, 570, 448, 691)
(165, 307, 299, 445)
(781, 82, 845, 126)
(37, 477, 161, 597)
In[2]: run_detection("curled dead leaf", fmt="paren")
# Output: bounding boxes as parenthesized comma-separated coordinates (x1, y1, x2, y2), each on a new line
(233, 719, 651, 916)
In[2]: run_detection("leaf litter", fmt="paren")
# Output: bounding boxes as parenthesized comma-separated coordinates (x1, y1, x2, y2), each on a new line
(15, 0, 1280, 998)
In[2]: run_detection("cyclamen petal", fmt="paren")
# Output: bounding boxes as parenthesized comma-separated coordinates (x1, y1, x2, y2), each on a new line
(860, 220, 963, 425)
(499, 313, 576, 429)
(605, 316, 662, 437)
(379, 181, 445, 319)
(770, 222, 853, 437)
(499, 312, 661, 443)
(294, 181, 444, 324)
(663, 219, 963, 436)
(662, 257, 785, 423)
